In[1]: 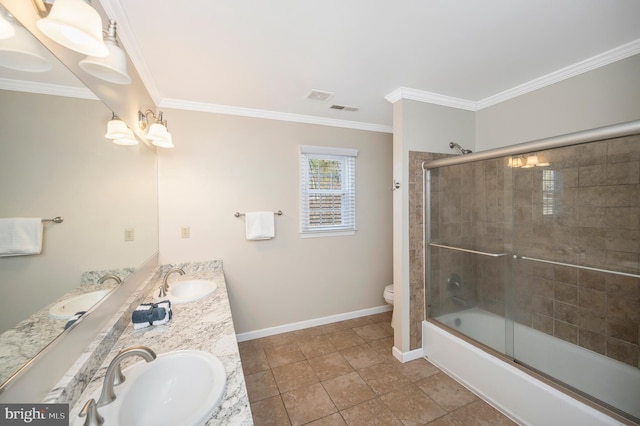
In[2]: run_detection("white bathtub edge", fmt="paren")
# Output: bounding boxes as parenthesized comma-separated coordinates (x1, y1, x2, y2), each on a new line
(422, 321, 625, 426)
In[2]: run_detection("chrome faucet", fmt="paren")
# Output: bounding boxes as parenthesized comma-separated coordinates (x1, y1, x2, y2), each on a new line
(78, 399, 103, 426)
(97, 346, 156, 407)
(97, 274, 122, 285)
(159, 267, 185, 297)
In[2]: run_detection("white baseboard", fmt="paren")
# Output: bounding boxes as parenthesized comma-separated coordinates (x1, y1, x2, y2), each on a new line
(236, 305, 393, 343)
(392, 346, 425, 363)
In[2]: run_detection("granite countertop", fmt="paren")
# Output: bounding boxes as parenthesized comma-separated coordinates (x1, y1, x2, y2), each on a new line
(68, 261, 252, 425)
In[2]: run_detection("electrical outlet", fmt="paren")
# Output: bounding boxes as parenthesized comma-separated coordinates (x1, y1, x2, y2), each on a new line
(124, 228, 134, 242)
(181, 226, 190, 239)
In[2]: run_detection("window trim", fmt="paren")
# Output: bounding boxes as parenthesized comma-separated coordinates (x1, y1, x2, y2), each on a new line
(299, 145, 357, 238)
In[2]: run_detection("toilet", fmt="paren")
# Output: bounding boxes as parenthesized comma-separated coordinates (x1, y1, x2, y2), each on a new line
(383, 284, 395, 328)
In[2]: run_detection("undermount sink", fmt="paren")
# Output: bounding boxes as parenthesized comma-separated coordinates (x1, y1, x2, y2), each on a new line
(164, 279, 217, 304)
(48, 289, 111, 320)
(80, 350, 226, 426)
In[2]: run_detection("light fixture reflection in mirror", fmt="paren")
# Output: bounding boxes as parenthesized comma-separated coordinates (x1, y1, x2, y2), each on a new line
(0, 8, 15, 39)
(105, 113, 138, 145)
(79, 20, 131, 85)
(35, 0, 108, 57)
(0, 13, 51, 72)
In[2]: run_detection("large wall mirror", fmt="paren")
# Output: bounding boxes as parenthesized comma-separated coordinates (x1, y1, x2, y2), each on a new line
(0, 3, 158, 388)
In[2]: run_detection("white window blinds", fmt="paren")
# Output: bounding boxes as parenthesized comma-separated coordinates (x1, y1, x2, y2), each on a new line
(299, 145, 357, 236)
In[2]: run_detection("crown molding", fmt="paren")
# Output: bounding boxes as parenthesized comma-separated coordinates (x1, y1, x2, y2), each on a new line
(387, 39, 640, 112)
(159, 98, 393, 133)
(385, 87, 477, 111)
(477, 38, 640, 110)
(0, 78, 97, 99)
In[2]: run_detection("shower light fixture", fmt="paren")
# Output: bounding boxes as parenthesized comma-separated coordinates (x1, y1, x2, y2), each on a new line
(0, 15, 51, 72)
(105, 113, 138, 145)
(35, 0, 108, 57)
(507, 156, 524, 168)
(510, 153, 549, 168)
(138, 110, 174, 148)
(79, 20, 131, 85)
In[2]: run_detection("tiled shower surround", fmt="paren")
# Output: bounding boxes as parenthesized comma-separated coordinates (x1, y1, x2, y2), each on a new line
(410, 134, 639, 368)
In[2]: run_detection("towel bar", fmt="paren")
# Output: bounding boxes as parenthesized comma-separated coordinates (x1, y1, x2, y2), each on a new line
(42, 217, 64, 223)
(234, 211, 282, 217)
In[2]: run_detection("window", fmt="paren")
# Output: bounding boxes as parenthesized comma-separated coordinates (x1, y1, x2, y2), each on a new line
(542, 169, 560, 216)
(299, 145, 357, 237)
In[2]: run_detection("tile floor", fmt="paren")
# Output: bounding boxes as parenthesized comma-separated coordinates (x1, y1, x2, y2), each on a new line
(238, 311, 517, 426)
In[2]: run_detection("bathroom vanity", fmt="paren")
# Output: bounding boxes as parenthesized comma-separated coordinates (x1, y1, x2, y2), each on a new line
(46, 260, 252, 425)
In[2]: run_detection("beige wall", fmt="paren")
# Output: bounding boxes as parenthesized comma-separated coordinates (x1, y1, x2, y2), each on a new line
(157, 110, 393, 334)
(476, 54, 640, 150)
(392, 100, 475, 352)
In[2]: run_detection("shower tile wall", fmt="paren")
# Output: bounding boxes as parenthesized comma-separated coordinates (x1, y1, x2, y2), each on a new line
(408, 151, 450, 350)
(428, 157, 510, 320)
(513, 135, 639, 368)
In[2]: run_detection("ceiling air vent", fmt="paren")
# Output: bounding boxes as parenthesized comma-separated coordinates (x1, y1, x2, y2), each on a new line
(306, 89, 334, 101)
(330, 104, 359, 112)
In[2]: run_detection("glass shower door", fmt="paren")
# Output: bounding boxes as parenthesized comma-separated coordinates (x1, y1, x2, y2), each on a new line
(427, 157, 514, 357)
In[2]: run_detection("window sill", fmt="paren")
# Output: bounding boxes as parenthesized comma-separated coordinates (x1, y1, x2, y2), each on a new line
(300, 230, 356, 239)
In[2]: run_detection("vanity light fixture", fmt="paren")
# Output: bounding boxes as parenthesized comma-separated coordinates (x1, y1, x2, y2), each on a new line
(0, 14, 51, 72)
(79, 20, 131, 85)
(35, 0, 108, 57)
(138, 110, 174, 148)
(105, 113, 138, 145)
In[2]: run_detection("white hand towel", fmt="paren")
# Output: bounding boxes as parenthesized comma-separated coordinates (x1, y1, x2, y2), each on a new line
(0, 218, 43, 256)
(245, 211, 275, 240)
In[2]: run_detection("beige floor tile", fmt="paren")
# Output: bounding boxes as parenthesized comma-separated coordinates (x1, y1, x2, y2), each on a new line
(305, 412, 347, 425)
(396, 357, 441, 382)
(450, 400, 517, 425)
(357, 362, 413, 396)
(416, 372, 477, 411)
(340, 343, 386, 370)
(308, 352, 354, 381)
(241, 312, 515, 426)
(380, 385, 447, 425)
(426, 414, 462, 426)
(282, 382, 337, 426)
(368, 311, 393, 324)
(239, 346, 270, 376)
(341, 316, 374, 329)
(326, 329, 366, 351)
(250, 395, 291, 426)
(377, 320, 394, 336)
(307, 321, 352, 336)
(272, 360, 319, 393)
(245, 370, 280, 402)
(322, 371, 376, 410)
(265, 342, 306, 368)
(340, 398, 403, 426)
(352, 323, 391, 342)
(367, 336, 395, 355)
(297, 334, 338, 359)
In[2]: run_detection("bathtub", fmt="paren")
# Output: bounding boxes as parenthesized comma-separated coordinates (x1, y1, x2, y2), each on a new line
(424, 308, 639, 425)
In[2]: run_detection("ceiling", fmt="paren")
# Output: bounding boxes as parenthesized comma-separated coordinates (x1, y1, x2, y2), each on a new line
(6, 1, 640, 132)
